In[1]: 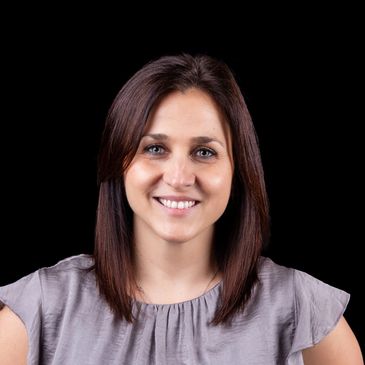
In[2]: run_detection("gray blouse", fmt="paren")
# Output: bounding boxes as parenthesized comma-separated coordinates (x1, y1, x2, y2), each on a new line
(0, 255, 349, 365)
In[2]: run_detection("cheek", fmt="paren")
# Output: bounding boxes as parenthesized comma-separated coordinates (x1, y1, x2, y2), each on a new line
(202, 167, 233, 199)
(125, 161, 159, 193)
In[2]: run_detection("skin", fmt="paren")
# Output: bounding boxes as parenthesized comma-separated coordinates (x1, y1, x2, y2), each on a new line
(0, 88, 362, 364)
(124, 88, 234, 304)
(0, 306, 28, 365)
(302, 316, 363, 364)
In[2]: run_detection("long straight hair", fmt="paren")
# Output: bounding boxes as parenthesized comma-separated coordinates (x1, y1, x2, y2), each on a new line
(94, 53, 270, 325)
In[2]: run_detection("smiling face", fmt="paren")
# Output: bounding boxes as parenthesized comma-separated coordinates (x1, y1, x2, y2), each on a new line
(124, 88, 234, 244)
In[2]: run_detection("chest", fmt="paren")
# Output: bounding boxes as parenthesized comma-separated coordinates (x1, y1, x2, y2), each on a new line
(40, 308, 295, 365)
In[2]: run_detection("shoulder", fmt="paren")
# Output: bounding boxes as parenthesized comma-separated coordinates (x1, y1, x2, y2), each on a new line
(0, 254, 96, 364)
(258, 256, 349, 301)
(248, 257, 297, 320)
(0, 253, 94, 291)
(37, 254, 94, 287)
(258, 256, 294, 278)
(38, 254, 96, 307)
(41, 253, 94, 273)
(0, 254, 96, 318)
(257, 256, 295, 294)
(257, 256, 349, 315)
(259, 257, 355, 361)
(257, 257, 355, 362)
(38, 253, 94, 280)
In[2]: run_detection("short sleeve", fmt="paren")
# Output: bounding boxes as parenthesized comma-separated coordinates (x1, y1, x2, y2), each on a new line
(288, 269, 350, 362)
(0, 271, 42, 365)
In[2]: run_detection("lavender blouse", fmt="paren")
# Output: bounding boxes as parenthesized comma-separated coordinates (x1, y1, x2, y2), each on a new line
(0, 255, 349, 364)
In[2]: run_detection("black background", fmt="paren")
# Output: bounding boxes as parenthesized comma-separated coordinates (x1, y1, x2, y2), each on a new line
(1, 6, 364, 352)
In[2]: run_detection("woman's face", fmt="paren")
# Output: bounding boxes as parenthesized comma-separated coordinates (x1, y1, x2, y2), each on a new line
(124, 88, 234, 244)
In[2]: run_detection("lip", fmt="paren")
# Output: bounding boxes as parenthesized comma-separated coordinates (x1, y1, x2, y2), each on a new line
(153, 197, 199, 216)
(154, 195, 200, 202)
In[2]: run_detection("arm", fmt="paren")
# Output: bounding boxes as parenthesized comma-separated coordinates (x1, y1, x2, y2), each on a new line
(0, 306, 28, 365)
(302, 316, 363, 365)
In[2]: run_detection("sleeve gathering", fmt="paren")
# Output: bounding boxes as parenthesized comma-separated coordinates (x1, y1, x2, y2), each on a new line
(287, 269, 350, 363)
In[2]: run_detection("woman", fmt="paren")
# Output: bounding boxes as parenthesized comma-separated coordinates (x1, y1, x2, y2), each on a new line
(0, 54, 363, 364)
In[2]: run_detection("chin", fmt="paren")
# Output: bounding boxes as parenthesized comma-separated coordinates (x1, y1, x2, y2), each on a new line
(157, 230, 195, 244)
(153, 223, 194, 242)
(160, 234, 192, 244)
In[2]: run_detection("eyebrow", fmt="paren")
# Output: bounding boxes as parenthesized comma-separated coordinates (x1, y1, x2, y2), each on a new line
(142, 133, 225, 147)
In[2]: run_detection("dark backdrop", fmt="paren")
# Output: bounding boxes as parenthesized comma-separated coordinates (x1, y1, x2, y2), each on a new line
(1, 9, 363, 351)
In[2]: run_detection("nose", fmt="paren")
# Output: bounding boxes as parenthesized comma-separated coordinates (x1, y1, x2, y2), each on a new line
(163, 155, 196, 189)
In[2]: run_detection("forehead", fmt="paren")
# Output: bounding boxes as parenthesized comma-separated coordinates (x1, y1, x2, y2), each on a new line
(146, 88, 229, 139)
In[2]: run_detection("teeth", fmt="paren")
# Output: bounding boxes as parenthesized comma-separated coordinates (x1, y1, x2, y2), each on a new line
(158, 198, 196, 209)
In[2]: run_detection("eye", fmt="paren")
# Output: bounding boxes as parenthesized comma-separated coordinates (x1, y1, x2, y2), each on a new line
(143, 144, 166, 155)
(194, 147, 217, 159)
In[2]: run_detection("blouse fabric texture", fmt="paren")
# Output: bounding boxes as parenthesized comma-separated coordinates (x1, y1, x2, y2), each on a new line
(0, 255, 349, 365)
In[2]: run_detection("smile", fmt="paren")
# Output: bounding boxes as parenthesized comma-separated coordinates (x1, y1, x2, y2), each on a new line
(155, 198, 198, 210)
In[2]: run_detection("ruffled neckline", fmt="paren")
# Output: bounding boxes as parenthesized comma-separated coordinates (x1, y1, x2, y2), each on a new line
(131, 279, 223, 309)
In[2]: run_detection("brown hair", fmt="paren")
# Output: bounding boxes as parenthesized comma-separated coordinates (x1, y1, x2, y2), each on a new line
(94, 53, 270, 325)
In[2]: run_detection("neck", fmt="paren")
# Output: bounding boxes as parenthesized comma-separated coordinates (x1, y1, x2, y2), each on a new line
(132, 220, 220, 303)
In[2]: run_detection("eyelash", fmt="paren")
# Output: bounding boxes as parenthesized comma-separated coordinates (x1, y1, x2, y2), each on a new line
(143, 144, 217, 159)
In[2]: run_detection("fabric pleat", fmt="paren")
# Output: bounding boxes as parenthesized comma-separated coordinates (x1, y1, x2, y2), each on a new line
(0, 255, 350, 365)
